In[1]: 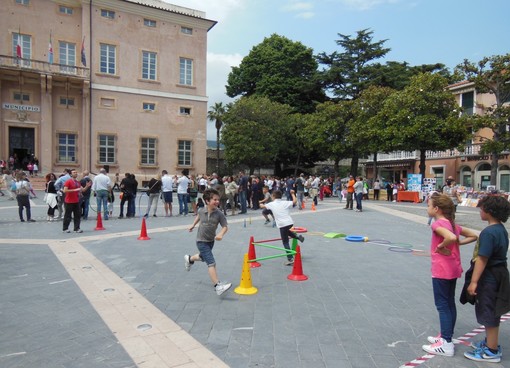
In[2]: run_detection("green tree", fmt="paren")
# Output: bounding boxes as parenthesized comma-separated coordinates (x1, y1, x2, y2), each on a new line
(456, 54, 510, 186)
(380, 73, 470, 179)
(207, 102, 227, 174)
(221, 96, 293, 174)
(226, 34, 325, 113)
(316, 28, 390, 100)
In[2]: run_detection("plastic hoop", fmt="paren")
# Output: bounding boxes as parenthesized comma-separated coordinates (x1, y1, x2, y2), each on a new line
(345, 235, 367, 242)
(389, 246, 413, 253)
(291, 227, 308, 233)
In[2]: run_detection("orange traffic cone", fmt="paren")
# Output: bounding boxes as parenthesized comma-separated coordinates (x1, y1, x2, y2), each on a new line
(301, 201, 305, 209)
(287, 245, 308, 281)
(311, 202, 316, 211)
(248, 236, 261, 268)
(234, 253, 258, 295)
(94, 212, 105, 231)
(137, 217, 150, 240)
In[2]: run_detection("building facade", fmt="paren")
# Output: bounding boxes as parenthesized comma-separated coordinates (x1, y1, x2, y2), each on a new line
(1, 0, 215, 179)
(365, 80, 510, 191)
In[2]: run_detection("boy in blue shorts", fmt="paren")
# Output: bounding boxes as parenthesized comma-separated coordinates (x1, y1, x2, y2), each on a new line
(184, 188, 231, 296)
(463, 196, 510, 362)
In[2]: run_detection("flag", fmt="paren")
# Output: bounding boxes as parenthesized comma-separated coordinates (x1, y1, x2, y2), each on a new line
(48, 32, 53, 64)
(16, 28, 22, 58)
(81, 36, 86, 67)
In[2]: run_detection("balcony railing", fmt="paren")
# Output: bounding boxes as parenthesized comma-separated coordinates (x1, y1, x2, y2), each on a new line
(0, 55, 89, 78)
(367, 144, 484, 162)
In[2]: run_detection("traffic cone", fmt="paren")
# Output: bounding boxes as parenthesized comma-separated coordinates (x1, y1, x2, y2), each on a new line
(301, 201, 305, 209)
(287, 245, 308, 281)
(234, 253, 258, 295)
(248, 236, 261, 268)
(137, 217, 150, 240)
(311, 202, 316, 211)
(94, 212, 105, 231)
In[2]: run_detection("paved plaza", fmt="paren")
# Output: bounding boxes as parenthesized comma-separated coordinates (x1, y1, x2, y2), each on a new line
(1, 192, 509, 368)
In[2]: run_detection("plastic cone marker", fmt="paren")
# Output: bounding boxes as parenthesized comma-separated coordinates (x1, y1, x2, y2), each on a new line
(137, 218, 150, 240)
(248, 236, 261, 268)
(287, 245, 308, 281)
(234, 253, 258, 295)
(94, 212, 105, 231)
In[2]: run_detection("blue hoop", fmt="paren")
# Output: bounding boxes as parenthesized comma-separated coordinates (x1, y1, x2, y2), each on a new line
(345, 235, 366, 242)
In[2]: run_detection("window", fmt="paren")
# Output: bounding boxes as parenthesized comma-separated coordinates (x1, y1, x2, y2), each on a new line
(13, 92, 30, 102)
(179, 107, 191, 115)
(142, 51, 157, 80)
(59, 41, 76, 74)
(143, 102, 155, 111)
(101, 9, 115, 19)
(179, 58, 193, 86)
(98, 135, 115, 164)
(16, 0, 29, 5)
(58, 133, 76, 163)
(59, 5, 73, 14)
(141, 138, 157, 165)
(100, 97, 115, 108)
(144, 19, 156, 27)
(100, 43, 116, 74)
(178, 140, 192, 166)
(461, 91, 474, 116)
(59, 97, 75, 107)
(181, 26, 193, 35)
(12, 33, 31, 66)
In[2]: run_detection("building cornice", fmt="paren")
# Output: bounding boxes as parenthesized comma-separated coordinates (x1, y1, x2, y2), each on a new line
(92, 83, 209, 102)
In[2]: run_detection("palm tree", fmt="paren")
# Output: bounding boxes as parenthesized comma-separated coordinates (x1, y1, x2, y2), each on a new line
(207, 102, 226, 174)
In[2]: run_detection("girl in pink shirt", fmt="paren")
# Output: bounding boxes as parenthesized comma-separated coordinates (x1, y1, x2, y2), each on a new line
(422, 193, 477, 357)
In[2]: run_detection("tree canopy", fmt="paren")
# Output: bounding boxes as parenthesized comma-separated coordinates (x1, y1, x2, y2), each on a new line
(226, 34, 325, 113)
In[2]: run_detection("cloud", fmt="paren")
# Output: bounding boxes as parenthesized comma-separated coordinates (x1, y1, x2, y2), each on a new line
(336, 0, 401, 11)
(162, 0, 246, 22)
(281, 1, 315, 18)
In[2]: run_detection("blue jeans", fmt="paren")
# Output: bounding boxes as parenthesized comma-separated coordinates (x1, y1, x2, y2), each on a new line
(178, 193, 189, 215)
(239, 190, 247, 213)
(128, 195, 136, 217)
(96, 190, 109, 219)
(355, 192, 363, 210)
(432, 278, 457, 342)
(297, 191, 305, 209)
(197, 241, 216, 266)
(81, 196, 90, 219)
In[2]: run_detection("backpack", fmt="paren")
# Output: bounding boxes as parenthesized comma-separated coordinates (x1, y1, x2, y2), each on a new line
(16, 181, 30, 196)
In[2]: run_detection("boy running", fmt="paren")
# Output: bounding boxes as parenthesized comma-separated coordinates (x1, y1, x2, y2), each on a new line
(184, 188, 231, 296)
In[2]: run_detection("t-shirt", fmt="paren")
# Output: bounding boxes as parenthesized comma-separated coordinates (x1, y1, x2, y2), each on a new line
(196, 207, 228, 242)
(177, 176, 190, 194)
(473, 223, 508, 268)
(430, 218, 462, 279)
(64, 178, 81, 204)
(265, 199, 294, 228)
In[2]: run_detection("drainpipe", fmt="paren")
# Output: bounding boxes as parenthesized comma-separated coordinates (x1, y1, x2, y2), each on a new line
(89, 0, 93, 172)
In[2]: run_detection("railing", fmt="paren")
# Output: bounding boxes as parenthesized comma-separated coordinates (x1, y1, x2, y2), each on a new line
(0, 55, 89, 78)
(368, 144, 484, 162)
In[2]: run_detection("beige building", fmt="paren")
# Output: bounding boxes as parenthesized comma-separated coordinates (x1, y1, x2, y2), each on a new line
(0, 0, 216, 178)
(365, 80, 510, 191)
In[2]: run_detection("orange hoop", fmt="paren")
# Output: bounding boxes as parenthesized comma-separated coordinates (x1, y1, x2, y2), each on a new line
(291, 227, 308, 233)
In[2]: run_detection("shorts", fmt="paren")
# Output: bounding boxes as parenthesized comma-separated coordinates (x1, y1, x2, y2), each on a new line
(475, 276, 500, 327)
(262, 208, 272, 217)
(197, 241, 215, 267)
(163, 191, 173, 203)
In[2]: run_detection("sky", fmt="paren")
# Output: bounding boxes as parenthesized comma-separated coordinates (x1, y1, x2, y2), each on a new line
(165, 0, 510, 140)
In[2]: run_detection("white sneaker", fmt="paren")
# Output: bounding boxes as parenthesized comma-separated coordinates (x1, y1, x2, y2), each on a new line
(422, 338, 454, 357)
(427, 334, 441, 344)
(215, 281, 232, 296)
(184, 255, 193, 271)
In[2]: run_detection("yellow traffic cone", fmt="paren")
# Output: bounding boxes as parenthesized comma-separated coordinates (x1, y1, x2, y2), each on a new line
(234, 253, 258, 295)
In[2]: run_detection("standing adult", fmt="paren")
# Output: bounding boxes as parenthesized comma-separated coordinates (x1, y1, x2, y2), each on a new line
(92, 168, 111, 220)
(177, 170, 191, 216)
(127, 174, 138, 218)
(44, 173, 58, 222)
(373, 179, 381, 200)
(54, 169, 71, 219)
(442, 178, 462, 211)
(63, 170, 91, 233)
(354, 176, 364, 212)
(118, 173, 131, 219)
(238, 171, 248, 214)
(144, 173, 162, 218)
(225, 176, 238, 216)
(310, 175, 320, 206)
(15, 172, 35, 222)
(80, 170, 92, 220)
(344, 175, 355, 210)
(161, 170, 174, 217)
(295, 173, 305, 210)
(386, 181, 393, 202)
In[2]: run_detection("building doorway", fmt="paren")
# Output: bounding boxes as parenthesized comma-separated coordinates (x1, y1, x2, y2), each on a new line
(9, 127, 35, 170)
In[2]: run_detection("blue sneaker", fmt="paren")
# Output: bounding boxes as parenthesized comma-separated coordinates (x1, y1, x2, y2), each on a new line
(471, 339, 502, 355)
(464, 346, 502, 363)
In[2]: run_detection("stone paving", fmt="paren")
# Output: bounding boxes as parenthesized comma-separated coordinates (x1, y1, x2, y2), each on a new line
(0, 193, 509, 368)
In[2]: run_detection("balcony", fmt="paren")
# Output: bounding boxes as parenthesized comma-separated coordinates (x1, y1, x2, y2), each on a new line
(0, 55, 89, 79)
(367, 144, 483, 162)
